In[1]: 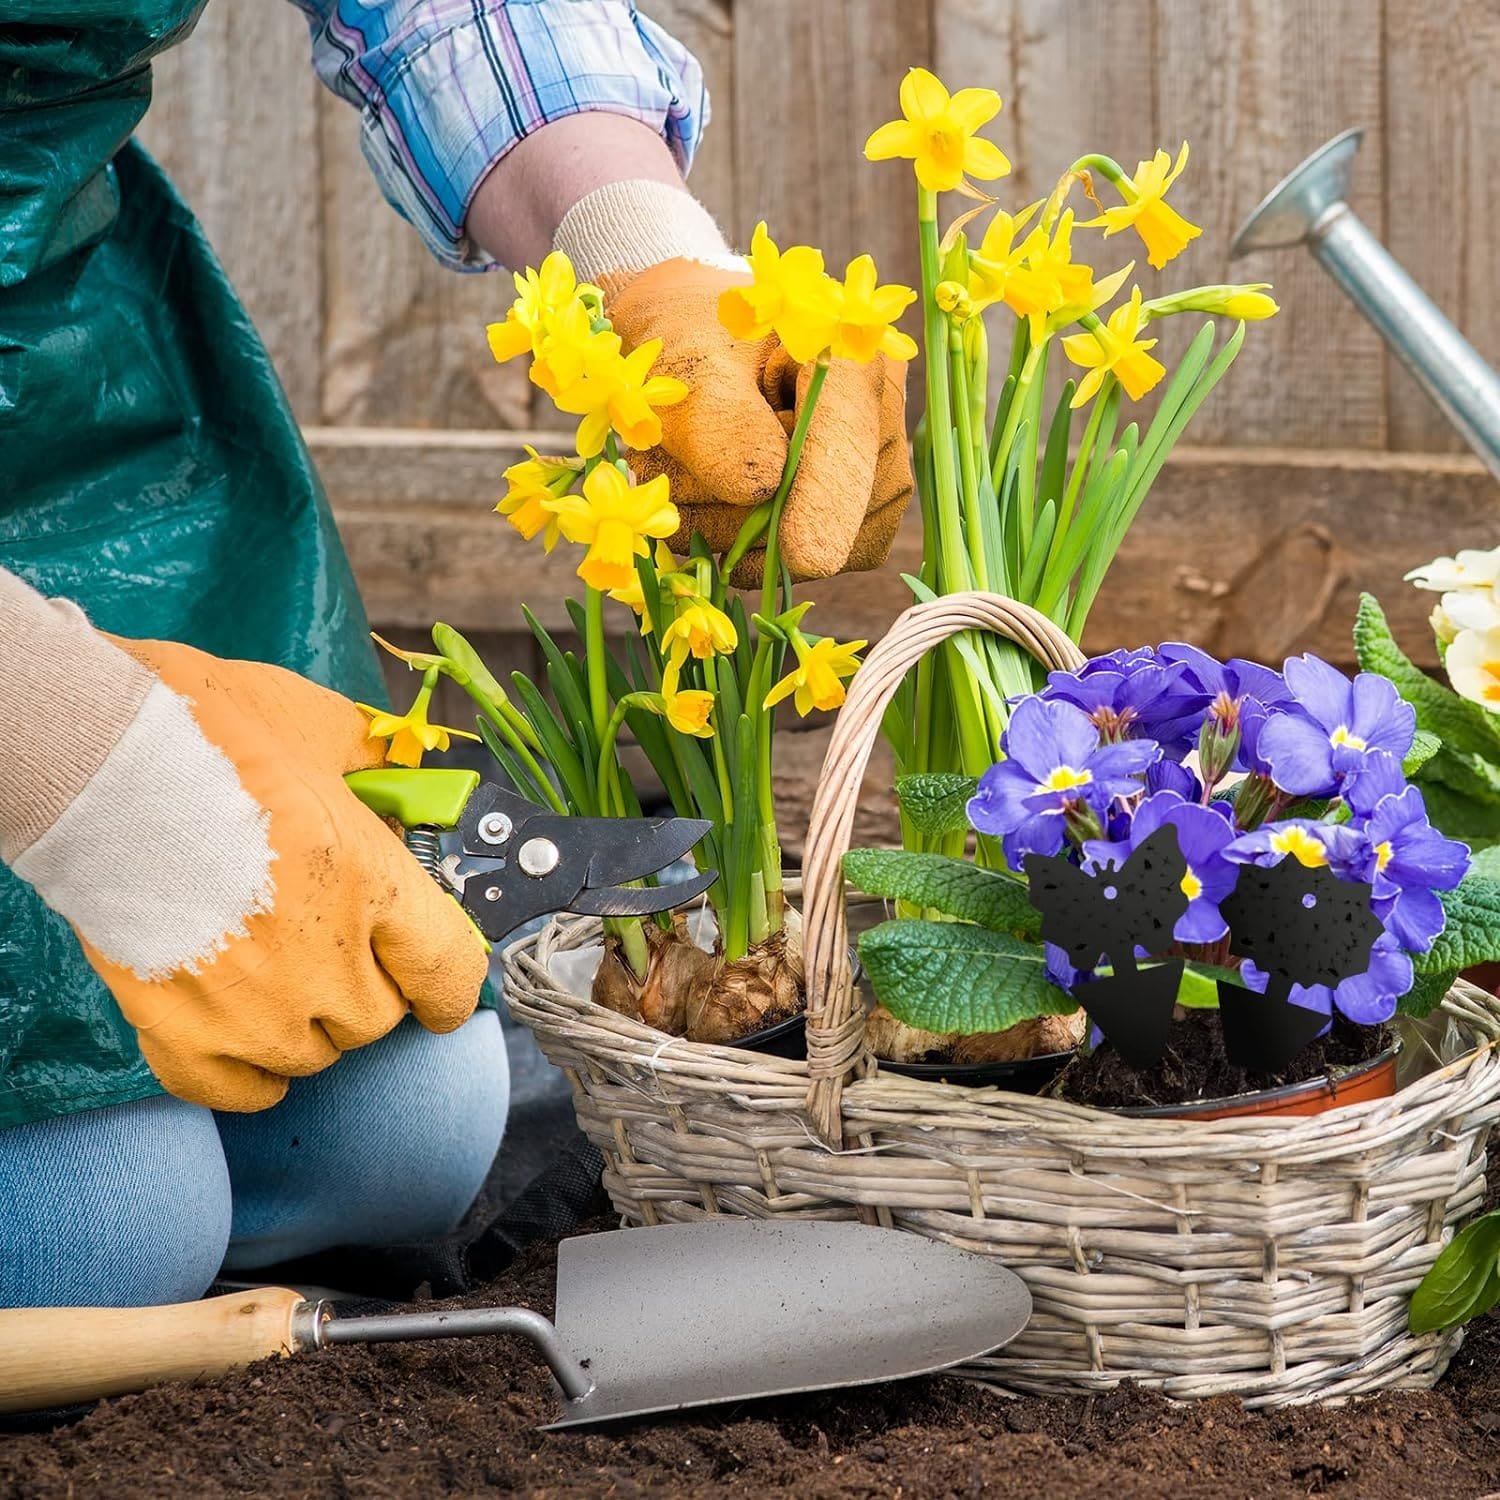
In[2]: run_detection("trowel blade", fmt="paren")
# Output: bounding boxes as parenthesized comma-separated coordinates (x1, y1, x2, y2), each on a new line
(543, 1218, 1030, 1429)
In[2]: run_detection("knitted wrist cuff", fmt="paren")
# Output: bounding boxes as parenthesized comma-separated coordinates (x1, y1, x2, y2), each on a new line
(0, 570, 156, 864)
(552, 179, 739, 285)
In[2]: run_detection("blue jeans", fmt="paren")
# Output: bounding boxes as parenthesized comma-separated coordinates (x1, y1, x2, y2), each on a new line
(0, 1011, 509, 1307)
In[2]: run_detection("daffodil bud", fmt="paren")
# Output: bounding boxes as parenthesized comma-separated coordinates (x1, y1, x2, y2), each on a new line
(935, 279, 974, 321)
(1141, 283, 1279, 323)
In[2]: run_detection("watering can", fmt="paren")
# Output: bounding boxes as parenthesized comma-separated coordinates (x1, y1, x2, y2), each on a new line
(1232, 127, 1500, 480)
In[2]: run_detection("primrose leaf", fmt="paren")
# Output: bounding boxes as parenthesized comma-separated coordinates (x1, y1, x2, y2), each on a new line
(1470, 846, 1500, 881)
(1355, 594, 1500, 761)
(843, 850, 1041, 937)
(1405, 730, 1443, 776)
(1398, 968, 1458, 1018)
(857, 920, 1075, 1034)
(1415, 876, 1500, 975)
(1414, 777, 1500, 849)
(894, 773, 980, 838)
(1410, 1211, 1500, 1334)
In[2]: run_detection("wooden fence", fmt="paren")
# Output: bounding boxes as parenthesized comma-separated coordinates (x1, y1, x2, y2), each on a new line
(139, 0, 1499, 682)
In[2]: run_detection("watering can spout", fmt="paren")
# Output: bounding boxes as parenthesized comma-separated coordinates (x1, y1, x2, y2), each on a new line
(1232, 129, 1500, 480)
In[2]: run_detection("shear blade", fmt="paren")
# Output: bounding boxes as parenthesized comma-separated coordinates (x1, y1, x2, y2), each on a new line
(571, 868, 717, 917)
(583, 816, 713, 887)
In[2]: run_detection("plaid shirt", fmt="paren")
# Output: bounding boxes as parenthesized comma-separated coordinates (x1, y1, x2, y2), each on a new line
(292, 0, 708, 270)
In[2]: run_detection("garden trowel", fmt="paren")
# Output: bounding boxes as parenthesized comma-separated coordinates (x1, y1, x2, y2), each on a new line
(0, 1220, 1031, 1426)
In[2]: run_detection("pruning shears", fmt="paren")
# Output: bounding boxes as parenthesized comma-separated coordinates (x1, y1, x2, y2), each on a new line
(345, 768, 716, 942)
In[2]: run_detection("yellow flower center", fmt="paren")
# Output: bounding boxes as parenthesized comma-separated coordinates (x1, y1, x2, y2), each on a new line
(1483, 661, 1500, 702)
(1269, 827, 1328, 868)
(1042, 766, 1093, 793)
(1330, 725, 1367, 751)
(1180, 869, 1203, 901)
(1375, 839, 1394, 872)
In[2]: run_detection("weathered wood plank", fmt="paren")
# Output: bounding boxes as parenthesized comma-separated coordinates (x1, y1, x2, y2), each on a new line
(315, 94, 533, 430)
(731, 0, 929, 291)
(318, 428, 1496, 668)
(1152, 0, 1388, 449)
(138, 3, 323, 418)
(1383, 0, 1500, 452)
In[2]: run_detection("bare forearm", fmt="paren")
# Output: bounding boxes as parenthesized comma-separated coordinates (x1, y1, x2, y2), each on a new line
(465, 114, 686, 269)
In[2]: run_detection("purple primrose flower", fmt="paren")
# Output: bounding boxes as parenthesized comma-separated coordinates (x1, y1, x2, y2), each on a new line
(967, 697, 1159, 868)
(1041, 649, 1191, 740)
(1259, 654, 1416, 798)
(1154, 643, 1294, 770)
(1083, 791, 1238, 944)
(1241, 933, 1413, 1028)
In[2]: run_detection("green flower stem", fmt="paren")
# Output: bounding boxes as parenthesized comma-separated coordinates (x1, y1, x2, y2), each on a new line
(1055, 375, 1111, 542)
(718, 507, 772, 601)
(475, 696, 568, 815)
(948, 327, 987, 590)
(1070, 153, 1130, 197)
(596, 693, 655, 812)
(991, 341, 1044, 494)
(759, 352, 831, 622)
(755, 711, 784, 934)
(701, 653, 735, 816)
(584, 584, 612, 772)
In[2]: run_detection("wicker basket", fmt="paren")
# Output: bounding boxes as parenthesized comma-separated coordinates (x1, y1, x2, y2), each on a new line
(502, 592, 1500, 1406)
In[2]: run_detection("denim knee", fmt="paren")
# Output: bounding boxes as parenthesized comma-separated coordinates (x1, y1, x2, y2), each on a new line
(0, 1094, 232, 1308)
(218, 1009, 510, 1271)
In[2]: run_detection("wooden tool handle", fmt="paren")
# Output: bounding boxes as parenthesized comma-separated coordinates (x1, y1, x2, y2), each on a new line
(0, 1288, 310, 1413)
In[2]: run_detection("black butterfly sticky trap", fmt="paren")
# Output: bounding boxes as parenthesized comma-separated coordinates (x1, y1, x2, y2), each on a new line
(1024, 826, 1190, 1069)
(1216, 860, 1385, 1073)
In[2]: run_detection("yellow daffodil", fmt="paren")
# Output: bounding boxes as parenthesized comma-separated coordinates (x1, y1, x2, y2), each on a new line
(967, 203, 1047, 312)
(1061, 287, 1166, 407)
(549, 336, 689, 458)
(496, 447, 580, 551)
(529, 297, 623, 403)
(718, 222, 840, 364)
(1446, 627, 1500, 708)
(829, 255, 918, 363)
(863, 68, 1009, 193)
(486, 251, 599, 364)
(764, 634, 865, 717)
(1091, 144, 1201, 270)
(355, 678, 479, 769)
(544, 464, 678, 592)
(663, 600, 739, 661)
(658, 660, 716, 738)
(607, 540, 676, 630)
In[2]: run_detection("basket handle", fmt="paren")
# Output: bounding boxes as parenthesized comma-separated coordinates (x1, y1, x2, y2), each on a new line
(799, 591, 1087, 1146)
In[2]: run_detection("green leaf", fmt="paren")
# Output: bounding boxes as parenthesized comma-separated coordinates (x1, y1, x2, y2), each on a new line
(894, 773, 981, 838)
(1355, 594, 1500, 761)
(1415, 875, 1500, 974)
(1410, 1211, 1500, 1333)
(843, 849, 1041, 937)
(1399, 968, 1458, 1018)
(857, 920, 1076, 1034)
(1470, 846, 1500, 881)
(1421, 746, 1500, 808)
(1405, 730, 1443, 776)
(1414, 774, 1500, 848)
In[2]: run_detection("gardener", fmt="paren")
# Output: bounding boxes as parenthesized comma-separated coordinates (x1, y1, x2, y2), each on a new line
(0, 0, 912, 1311)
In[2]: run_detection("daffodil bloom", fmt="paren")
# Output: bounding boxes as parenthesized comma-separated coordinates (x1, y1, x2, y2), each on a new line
(1061, 287, 1166, 407)
(496, 447, 580, 551)
(1091, 144, 1202, 270)
(545, 464, 678, 592)
(764, 633, 865, 717)
(355, 676, 480, 769)
(1445, 627, 1500, 709)
(965, 202, 1043, 311)
(486, 251, 600, 364)
(529, 297, 624, 403)
(718, 222, 840, 364)
(828, 255, 918, 363)
(663, 600, 739, 661)
(549, 336, 689, 457)
(863, 67, 1009, 193)
(369, 631, 453, 675)
(607, 540, 676, 630)
(658, 667, 716, 738)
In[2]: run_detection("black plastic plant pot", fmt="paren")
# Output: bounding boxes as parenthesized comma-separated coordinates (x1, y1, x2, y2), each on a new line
(732, 1011, 808, 1058)
(875, 1048, 1076, 1094)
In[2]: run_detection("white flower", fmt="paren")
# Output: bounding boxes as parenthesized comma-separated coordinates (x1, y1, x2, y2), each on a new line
(1406, 546, 1500, 594)
(1445, 627, 1500, 710)
(1439, 588, 1500, 636)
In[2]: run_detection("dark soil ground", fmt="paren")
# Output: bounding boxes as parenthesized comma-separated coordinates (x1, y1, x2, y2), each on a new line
(5, 1198, 1500, 1500)
(1055, 1009, 1388, 1111)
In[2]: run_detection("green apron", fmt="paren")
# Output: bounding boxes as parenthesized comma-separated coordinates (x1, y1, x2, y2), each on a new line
(0, 1, 386, 1128)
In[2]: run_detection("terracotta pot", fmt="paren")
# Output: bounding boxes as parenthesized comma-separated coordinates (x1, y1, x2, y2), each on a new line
(1117, 1042, 1401, 1121)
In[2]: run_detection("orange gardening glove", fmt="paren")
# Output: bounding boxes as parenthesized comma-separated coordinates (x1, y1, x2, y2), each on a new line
(7, 626, 488, 1113)
(553, 182, 914, 581)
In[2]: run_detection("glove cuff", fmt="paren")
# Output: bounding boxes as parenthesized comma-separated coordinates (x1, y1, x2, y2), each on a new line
(552, 179, 741, 288)
(0, 570, 156, 864)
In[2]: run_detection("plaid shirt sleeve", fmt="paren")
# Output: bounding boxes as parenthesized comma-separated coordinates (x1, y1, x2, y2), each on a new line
(291, 0, 709, 270)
